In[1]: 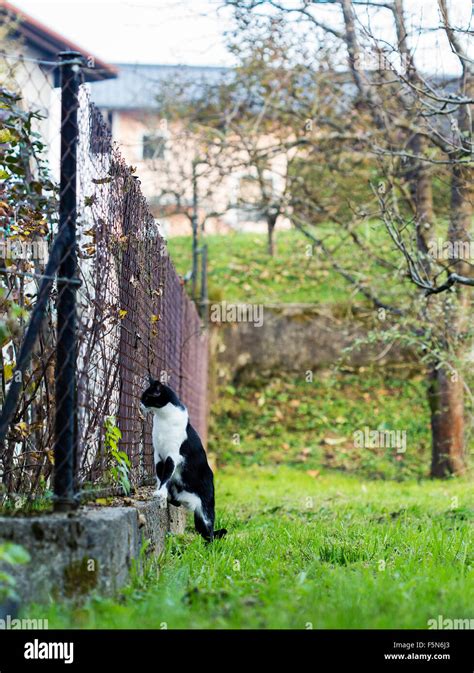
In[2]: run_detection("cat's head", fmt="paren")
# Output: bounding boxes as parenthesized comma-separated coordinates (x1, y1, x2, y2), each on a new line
(140, 377, 181, 411)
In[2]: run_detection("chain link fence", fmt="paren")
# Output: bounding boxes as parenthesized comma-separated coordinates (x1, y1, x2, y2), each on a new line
(0, 50, 208, 508)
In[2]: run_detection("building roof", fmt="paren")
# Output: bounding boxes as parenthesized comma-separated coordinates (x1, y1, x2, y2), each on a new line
(89, 62, 229, 110)
(86, 60, 461, 119)
(0, 1, 117, 82)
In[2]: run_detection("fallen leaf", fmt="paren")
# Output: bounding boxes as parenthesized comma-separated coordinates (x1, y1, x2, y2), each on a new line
(322, 436, 346, 446)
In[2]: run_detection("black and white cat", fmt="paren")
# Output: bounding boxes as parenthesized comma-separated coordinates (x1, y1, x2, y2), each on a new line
(140, 378, 227, 542)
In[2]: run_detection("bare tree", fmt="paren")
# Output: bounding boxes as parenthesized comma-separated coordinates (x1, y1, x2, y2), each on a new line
(222, 0, 472, 476)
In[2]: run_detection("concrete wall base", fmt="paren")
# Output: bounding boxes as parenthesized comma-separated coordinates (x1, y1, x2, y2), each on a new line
(0, 495, 187, 605)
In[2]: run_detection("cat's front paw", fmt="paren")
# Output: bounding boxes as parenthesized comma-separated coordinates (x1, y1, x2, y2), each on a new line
(153, 486, 168, 508)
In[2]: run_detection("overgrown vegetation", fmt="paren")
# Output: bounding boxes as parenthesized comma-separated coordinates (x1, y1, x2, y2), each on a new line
(0, 86, 56, 348)
(0, 542, 30, 603)
(104, 416, 131, 495)
(208, 368, 434, 480)
(0, 82, 58, 502)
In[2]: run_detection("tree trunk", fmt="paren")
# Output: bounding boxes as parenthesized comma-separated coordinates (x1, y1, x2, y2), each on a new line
(427, 147, 470, 478)
(427, 364, 466, 477)
(449, 158, 472, 280)
(429, 61, 472, 477)
(267, 215, 276, 256)
(429, 154, 472, 478)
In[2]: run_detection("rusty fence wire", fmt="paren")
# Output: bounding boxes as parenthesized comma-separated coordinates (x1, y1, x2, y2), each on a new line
(0, 50, 208, 508)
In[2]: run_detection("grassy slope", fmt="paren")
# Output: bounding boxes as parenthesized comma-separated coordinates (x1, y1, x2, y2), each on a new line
(167, 228, 401, 307)
(209, 369, 433, 480)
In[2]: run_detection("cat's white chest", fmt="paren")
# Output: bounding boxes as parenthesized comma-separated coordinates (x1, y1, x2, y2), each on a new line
(151, 402, 188, 464)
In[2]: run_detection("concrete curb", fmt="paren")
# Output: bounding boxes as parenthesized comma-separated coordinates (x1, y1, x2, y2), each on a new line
(0, 497, 187, 605)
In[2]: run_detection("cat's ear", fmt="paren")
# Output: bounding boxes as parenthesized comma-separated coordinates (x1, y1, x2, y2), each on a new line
(149, 376, 164, 389)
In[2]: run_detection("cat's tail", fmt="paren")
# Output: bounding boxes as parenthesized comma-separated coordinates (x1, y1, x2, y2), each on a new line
(213, 528, 227, 539)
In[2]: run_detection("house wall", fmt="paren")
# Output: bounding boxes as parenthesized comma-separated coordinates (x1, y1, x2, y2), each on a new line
(105, 109, 292, 238)
(1, 43, 61, 179)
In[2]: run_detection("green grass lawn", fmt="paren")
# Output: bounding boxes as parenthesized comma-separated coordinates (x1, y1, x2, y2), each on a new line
(167, 228, 405, 307)
(29, 367, 473, 630)
(33, 465, 473, 629)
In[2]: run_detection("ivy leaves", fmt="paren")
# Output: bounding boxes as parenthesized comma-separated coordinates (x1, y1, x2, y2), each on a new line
(104, 416, 131, 495)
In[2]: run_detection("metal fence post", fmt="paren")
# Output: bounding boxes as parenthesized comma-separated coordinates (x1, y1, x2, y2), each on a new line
(200, 244, 208, 327)
(53, 51, 82, 511)
(191, 159, 199, 302)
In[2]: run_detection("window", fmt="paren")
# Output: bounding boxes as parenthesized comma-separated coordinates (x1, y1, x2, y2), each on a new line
(142, 133, 167, 160)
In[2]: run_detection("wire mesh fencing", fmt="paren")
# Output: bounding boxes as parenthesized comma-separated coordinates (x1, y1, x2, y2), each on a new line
(0, 50, 208, 508)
